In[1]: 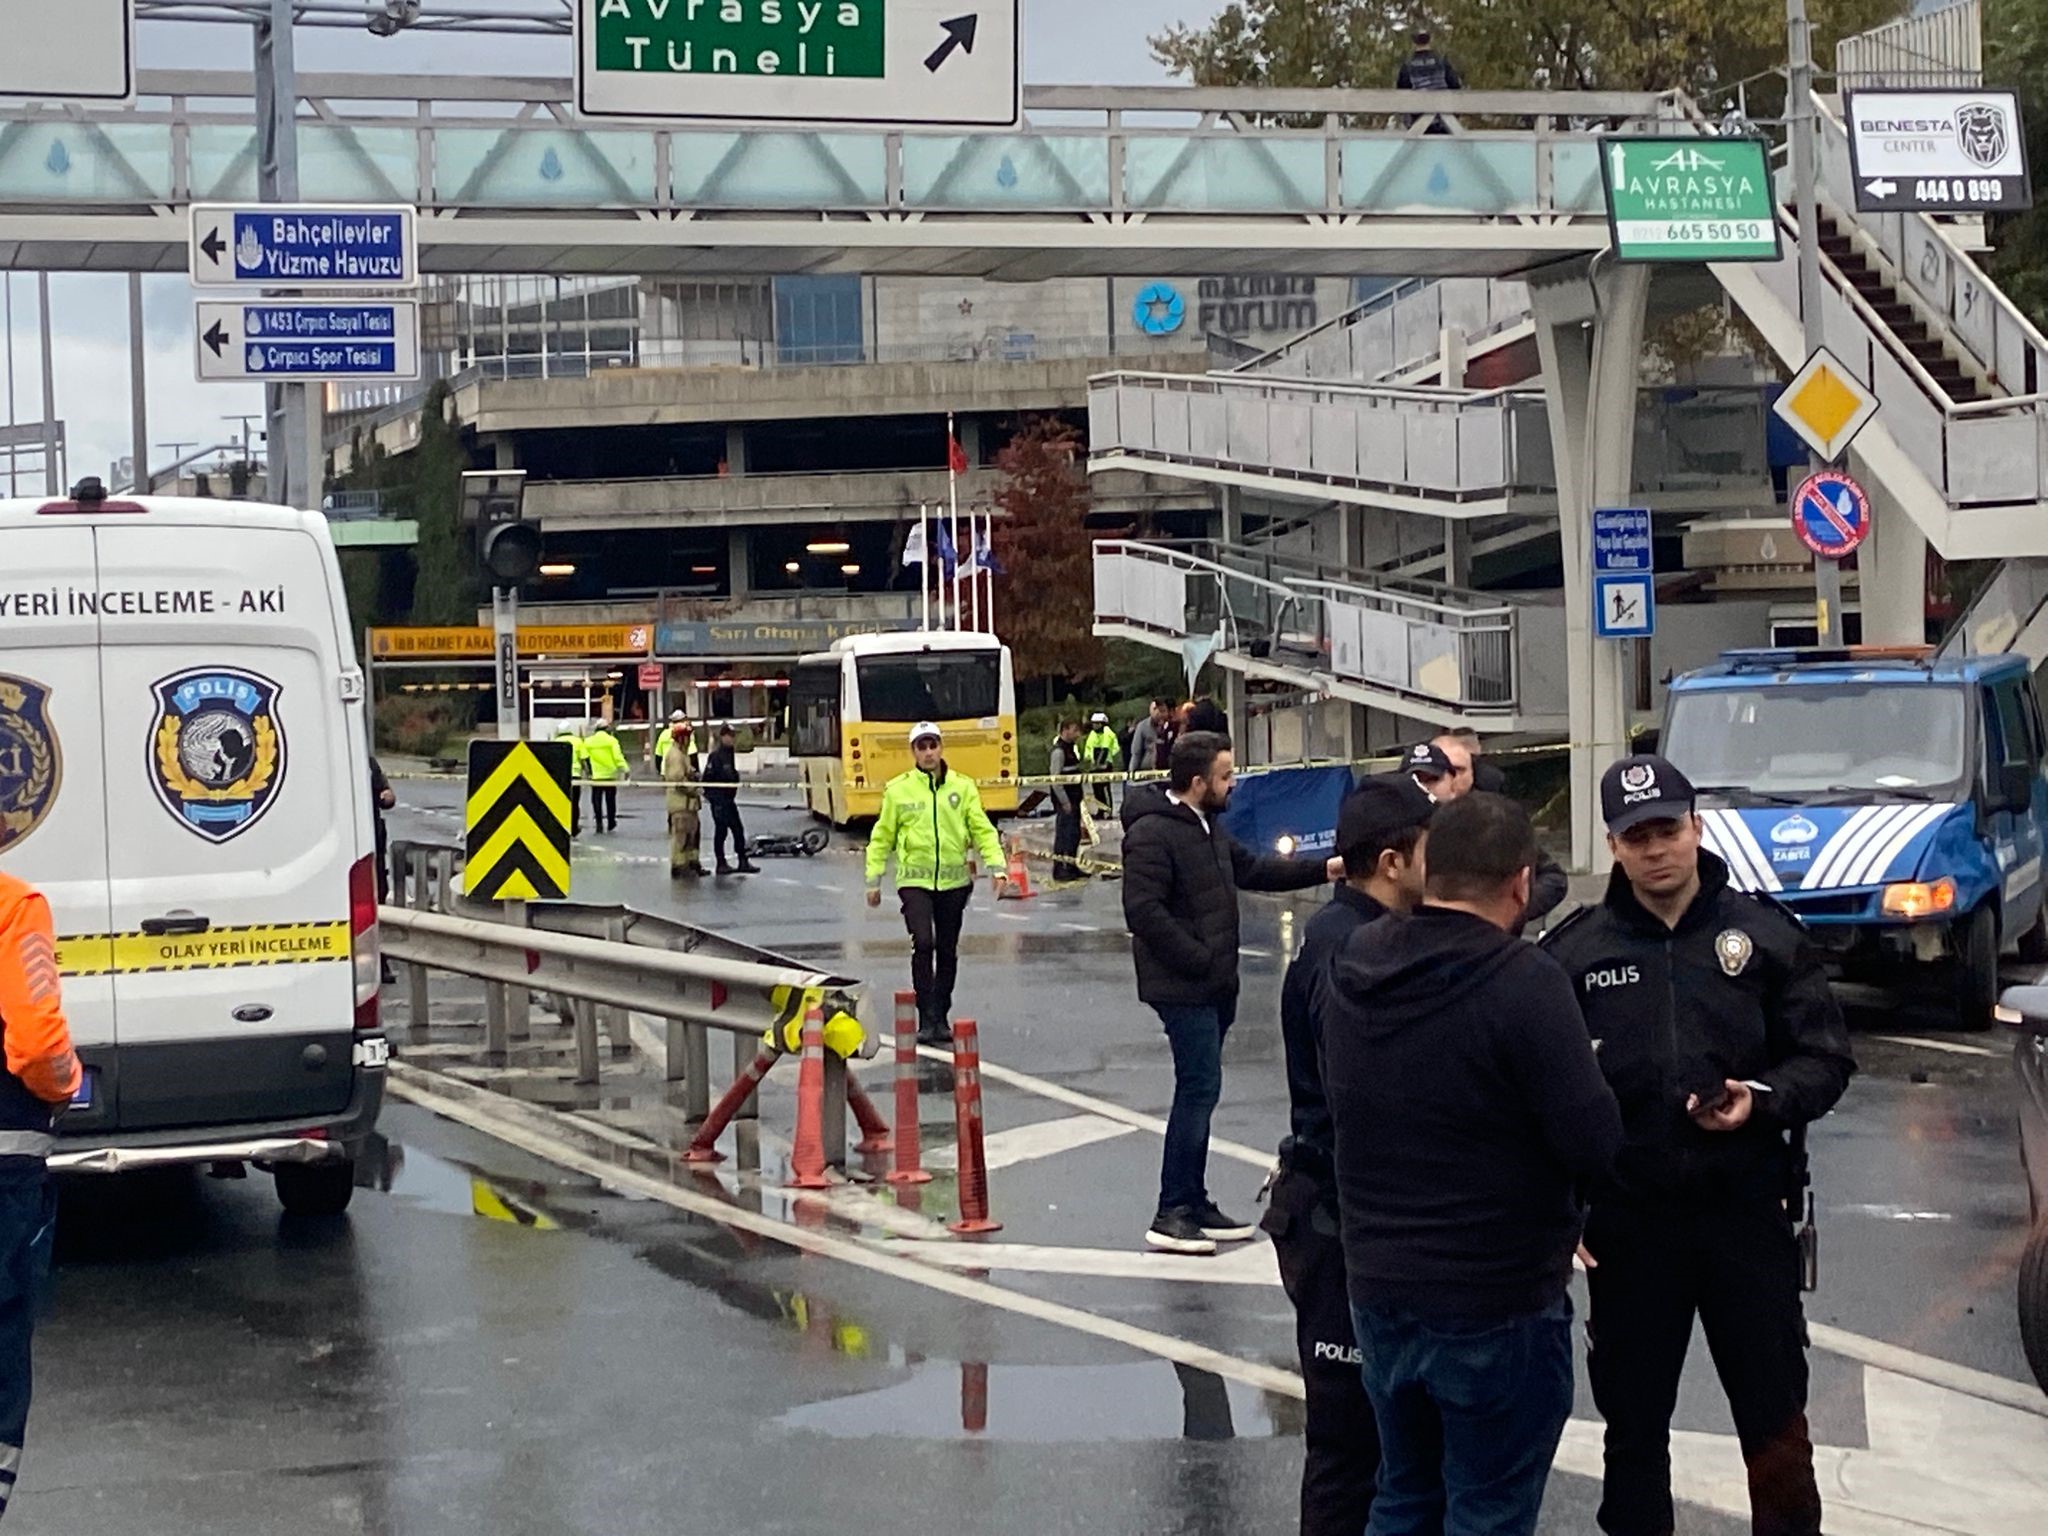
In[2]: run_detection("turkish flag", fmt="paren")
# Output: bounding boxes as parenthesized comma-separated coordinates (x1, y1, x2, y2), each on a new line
(948, 435, 969, 476)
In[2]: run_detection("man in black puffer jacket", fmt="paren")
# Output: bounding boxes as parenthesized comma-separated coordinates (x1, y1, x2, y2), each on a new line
(1122, 731, 1336, 1256)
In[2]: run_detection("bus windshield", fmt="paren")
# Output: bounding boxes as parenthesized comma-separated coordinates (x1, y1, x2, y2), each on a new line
(1664, 683, 1968, 799)
(856, 651, 1001, 723)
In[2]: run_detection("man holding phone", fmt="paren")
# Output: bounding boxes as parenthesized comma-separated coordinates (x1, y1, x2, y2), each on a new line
(1542, 756, 1856, 1536)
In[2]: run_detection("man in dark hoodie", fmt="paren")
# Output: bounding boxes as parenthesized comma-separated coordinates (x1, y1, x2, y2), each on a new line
(1122, 730, 1338, 1256)
(1542, 756, 1854, 1536)
(1267, 775, 1434, 1536)
(1321, 792, 1622, 1536)
(702, 725, 758, 877)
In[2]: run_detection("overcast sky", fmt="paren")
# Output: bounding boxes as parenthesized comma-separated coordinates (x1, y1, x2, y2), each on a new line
(0, 1, 1210, 495)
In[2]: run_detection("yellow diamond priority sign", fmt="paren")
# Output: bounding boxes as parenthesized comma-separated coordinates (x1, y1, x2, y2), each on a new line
(1773, 346, 1880, 463)
(465, 740, 573, 902)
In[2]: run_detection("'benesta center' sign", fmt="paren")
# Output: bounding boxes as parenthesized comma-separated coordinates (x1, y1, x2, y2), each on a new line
(1600, 137, 1782, 263)
(592, 0, 882, 79)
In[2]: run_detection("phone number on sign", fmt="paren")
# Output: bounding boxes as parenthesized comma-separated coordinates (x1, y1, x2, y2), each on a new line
(1653, 221, 1770, 242)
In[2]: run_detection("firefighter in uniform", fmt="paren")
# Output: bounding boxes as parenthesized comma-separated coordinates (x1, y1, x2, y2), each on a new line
(1266, 776, 1433, 1535)
(0, 871, 81, 1521)
(1542, 756, 1855, 1536)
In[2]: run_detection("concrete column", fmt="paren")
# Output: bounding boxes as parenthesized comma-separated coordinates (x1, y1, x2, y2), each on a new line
(1858, 478, 1928, 645)
(1440, 325, 1469, 388)
(488, 434, 518, 471)
(1442, 520, 1472, 588)
(723, 424, 747, 477)
(1530, 261, 1650, 875)
(1219, 484, 1242, 546)
(727, 527, 751, 601)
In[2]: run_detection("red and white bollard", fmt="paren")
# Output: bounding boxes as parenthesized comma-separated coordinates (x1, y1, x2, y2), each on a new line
(947, 1019, 1000, 1235)
(683, 1039, 783, 1165)
(885, 990, 931, 1186)
(785, 1001, 832, 1190)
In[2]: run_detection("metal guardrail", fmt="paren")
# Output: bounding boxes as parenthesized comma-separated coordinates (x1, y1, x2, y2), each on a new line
(383, 839, 874, 1165)
(1092, 538, 1524, 713)
(1234, 277, 1535, 384)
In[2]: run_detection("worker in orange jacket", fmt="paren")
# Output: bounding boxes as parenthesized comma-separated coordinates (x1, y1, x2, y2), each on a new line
(0, 872, 80, 1521)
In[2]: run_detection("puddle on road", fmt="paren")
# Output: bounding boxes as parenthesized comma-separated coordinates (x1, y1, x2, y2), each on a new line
(779, 1358, 1287, 1442)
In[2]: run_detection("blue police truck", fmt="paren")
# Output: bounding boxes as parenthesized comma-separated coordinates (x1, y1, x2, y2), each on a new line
(1659, 647, 2048, 1029)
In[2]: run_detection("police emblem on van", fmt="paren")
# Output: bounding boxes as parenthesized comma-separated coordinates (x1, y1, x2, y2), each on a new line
(0, 674, 62, 854)
(149, 667, 286, 842)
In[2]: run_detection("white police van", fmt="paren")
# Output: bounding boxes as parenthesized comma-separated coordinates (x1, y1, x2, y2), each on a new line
(0, 484, 385, 1213)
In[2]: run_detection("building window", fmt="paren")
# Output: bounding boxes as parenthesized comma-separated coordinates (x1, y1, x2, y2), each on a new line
(775, 276, 865, 366)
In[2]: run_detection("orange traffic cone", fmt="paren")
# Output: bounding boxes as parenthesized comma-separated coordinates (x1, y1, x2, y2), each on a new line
(1000, 836, 1036, 900)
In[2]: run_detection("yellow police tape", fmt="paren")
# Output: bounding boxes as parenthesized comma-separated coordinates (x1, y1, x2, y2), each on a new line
(470, 1178, 560, 1229)
(56, 922, 352, 978)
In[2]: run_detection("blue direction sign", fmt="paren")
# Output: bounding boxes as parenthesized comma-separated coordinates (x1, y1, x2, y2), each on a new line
(194, 300, 421, 383)
(1593, 573, 1656, 639)
(188, 203, 417, 290)
(1593, 506, 1652, 574)
(1790, 468, 1872, 560)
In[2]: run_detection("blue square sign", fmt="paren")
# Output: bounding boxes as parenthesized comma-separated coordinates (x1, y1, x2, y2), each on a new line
(1593, 574, 1655, 639)
(1593, 507, 1653, 574)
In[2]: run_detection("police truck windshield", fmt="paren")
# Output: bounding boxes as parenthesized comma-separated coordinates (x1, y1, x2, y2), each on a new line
(855, 651, 1001, 723)
(1664, 684, 1967, 799)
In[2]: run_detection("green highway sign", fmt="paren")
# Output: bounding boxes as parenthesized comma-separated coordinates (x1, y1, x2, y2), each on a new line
(1600, 137, 1782, 263)
(576, 0, 1019, 128)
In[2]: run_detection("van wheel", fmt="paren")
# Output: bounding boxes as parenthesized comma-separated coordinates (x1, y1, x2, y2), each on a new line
(275, 1159, 355, 1217)
(1956, 905, 2000, 1032)
(2022, 1221, 2048, 1396)
(2020, 904, 2048, 965)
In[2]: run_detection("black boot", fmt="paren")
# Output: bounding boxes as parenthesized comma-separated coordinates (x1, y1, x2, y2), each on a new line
(735, 860, 760, 874)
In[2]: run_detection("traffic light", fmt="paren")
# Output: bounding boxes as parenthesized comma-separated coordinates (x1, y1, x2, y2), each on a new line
(461, 470, 540, 588)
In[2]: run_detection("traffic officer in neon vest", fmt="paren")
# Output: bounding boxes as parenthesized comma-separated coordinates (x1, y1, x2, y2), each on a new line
(1541, 756, 1855, 1536)
(1082, 711, 1122, 814)
(582, 719, 629, 833)
(0, 870, 82, 1521)
(864, 723, 1008, 1046)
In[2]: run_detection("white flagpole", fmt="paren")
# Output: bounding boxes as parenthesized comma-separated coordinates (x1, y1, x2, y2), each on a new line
(984, 511, 998, 635)
(969, 508, 982, 632)
(918, 502, 930, 632)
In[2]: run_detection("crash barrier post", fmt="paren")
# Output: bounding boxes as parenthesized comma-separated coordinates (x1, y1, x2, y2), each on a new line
(685, 1039, 783, 1163)
(379, 906, 868, 1169)
(886, 991, 931, 1186)
(787, 1002, 833, 1189)
(948, 1019, 1001, 1235)
(390, 839, 463, 1039)
(845, 1068, 892, 1153)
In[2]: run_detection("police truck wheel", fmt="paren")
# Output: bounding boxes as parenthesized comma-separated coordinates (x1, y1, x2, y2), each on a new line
(1956, 905, 2001, 1032)
(274, 1159, 356, 1217)
(2022, 1220, 2048, 1395)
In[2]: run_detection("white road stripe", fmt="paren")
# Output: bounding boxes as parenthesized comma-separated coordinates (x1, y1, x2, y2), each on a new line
(1062, 922, 1100, 933)
(387, 1065, 1307, 1400)
(995, 911, 1031, 923)
(920, 1113, 1134, 1173)
(931, 1051, 1275, 1170)
(889, 1237, 1281, 1286)
(1869, 1033, 2001, 1059)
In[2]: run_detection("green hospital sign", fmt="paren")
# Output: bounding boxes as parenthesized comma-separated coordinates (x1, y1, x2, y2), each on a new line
(591, 0, 884, 80)
(1600, 137, 1782, 263)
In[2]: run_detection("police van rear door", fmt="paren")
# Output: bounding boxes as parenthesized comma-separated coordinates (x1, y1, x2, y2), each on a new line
(93, 517, 358, 1131)
(0, 516, 115, 1129)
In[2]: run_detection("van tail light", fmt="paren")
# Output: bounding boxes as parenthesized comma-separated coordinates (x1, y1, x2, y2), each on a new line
(349, 854, 381, 1034)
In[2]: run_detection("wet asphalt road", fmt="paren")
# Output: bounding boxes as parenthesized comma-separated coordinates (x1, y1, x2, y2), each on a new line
(13, 779, 2043, 1534)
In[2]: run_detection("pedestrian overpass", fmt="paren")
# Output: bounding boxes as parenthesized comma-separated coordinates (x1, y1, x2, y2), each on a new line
(7, 72, 2043, 866)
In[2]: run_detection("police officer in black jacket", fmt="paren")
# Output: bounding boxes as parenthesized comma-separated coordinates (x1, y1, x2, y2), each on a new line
(1265, 776, 1434, 1536)
(1542, 756, 1856, 1536)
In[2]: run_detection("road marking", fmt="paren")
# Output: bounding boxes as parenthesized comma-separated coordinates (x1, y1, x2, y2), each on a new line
(386, 1064, 1306, 1401)
(925, 1051, 1276, 1170)
(1870, 1034, 2001, 1059)
(890, 1238, 1280, 1286)
(774, 877, 803, 887)
(816, 882, 844, 894)
(920, 1113, 1133, 1173)
(1061, 922, 1099, 933)
(1833, 1203, 1955, 1223)
(994, 912, 1030, 923)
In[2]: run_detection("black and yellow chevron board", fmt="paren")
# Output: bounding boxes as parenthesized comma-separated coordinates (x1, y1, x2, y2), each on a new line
(465, 740, 573, 902)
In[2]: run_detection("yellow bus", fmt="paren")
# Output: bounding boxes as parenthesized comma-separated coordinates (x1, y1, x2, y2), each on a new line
(790, 631, 1019, 826)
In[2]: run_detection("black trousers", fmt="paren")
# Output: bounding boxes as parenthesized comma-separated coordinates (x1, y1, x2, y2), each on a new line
(710, 798, 746, 865)
(1052, 799, 1083, 881)
(568, 783, 583, 837)
(0, 1172, 55, 1524)
(1263, 1168, 1377, 1536)
(1585, 1194, 1819, 1536)
(591, 785, 618, 830)
(901, 884, 972, 1031)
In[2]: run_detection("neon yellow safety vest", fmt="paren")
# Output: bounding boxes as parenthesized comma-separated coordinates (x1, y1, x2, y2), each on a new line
(865, 765, 1005, 893)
